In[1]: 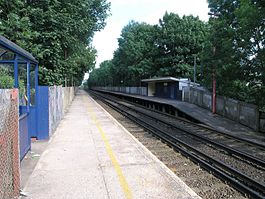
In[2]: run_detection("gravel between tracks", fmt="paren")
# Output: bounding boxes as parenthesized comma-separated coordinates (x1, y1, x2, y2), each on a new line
(125, 104, 265, 184)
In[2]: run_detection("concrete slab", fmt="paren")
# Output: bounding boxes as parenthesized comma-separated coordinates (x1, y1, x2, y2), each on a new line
(22, 168, 109, 199)
(20, 140, 49, 189)
(21, 90, 201, 199)
(102, 163, 195, 199)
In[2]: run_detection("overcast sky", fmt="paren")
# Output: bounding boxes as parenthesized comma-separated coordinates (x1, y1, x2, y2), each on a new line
(91, 0, 209, 72)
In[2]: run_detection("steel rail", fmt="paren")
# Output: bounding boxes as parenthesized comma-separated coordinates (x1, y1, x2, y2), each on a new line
(92, 89, 265, 149)
(148, 106, 265, 150)
(119, 101, 265, 168)
(89, 90, 265, 199)
(92, 90, 265, 167)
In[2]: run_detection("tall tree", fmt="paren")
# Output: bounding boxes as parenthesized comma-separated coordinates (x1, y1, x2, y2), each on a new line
(155, 13, 208, 78)
(0, 0, 36, 51)
(89, 13, 208, 87)
(28, 0, 110, 85)
(0, 0, 110, 86)
(112, 21, 157, 86)
(202, 0, 265, 108)
(87, 60, 113, 86)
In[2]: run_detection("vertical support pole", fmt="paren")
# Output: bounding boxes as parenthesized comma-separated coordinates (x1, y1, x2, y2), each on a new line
(188, 79, 191, 102)
(212, 46, 217, 114)
(14, 54, 19, 88)
(35, 64, 39, 106)
(25, 61, 31, 151)
(194, 55, 196, 84)
(35, 64, 39, 138)
(27, 61, 30, 113)
(212, 71, 216, 114)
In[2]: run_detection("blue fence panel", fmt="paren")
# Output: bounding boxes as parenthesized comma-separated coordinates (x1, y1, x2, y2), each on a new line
(28, 106, 37, 137)
(36, 86, 49, 140)
(19, 112, 30, 160)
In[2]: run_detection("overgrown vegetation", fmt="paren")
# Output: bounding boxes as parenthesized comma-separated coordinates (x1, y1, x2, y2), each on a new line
(88, 1, 265, 110)
(88, 14, 208, 86)
(1, 0, 264, 109)
(0, 67, 27, 100)
(201, 0, 265, 109)
(0, 0, 110, 86)
(0, 68, 13, 88)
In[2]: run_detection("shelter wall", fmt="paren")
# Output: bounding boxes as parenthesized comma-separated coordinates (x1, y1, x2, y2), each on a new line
(148, 82, 155, 96)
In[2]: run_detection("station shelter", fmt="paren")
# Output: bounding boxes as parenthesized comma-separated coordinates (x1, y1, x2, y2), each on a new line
(141, 77, 190, 100)
(0, 35, 38, 160)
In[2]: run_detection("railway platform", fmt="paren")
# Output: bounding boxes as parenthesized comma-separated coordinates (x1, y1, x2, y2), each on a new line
(94, 90, 265, 144)
(21, 90, 201, 199)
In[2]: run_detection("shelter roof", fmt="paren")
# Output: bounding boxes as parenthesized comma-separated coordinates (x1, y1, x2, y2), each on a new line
(0, 35, 38, 63)
(141, 77, 189, 83)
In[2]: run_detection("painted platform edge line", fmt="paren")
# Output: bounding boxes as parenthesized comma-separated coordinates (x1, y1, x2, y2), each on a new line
(85, 101, 133, 199)
(87, 93, 202, 199)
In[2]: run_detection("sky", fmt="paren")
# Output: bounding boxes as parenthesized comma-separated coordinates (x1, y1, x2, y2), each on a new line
(87, 0, 209, 79)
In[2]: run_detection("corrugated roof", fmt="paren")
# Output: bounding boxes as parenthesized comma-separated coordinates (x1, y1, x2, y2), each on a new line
(141, 77, 189, 82)
(0, 35, 38, 63)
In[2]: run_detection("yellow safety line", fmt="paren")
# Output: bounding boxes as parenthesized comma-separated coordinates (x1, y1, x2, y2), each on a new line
(85, 97, 133, 199)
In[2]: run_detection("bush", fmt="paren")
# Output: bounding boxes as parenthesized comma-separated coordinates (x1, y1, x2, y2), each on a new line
(0, 74, 14, 88)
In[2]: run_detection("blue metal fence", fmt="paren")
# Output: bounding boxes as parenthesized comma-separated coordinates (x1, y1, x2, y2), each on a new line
(19, 114, 30, 160)
(34, 86, 49, 139)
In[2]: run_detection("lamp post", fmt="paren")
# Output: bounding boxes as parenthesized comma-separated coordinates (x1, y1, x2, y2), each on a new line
(208, 11, 220, 114)
(212, 47, 216, 114)
(193, 54, 197, 84)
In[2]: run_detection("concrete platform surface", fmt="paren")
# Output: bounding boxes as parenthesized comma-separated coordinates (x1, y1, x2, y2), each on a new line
(21, 90, 201, 199)
(20, 139, 49, 189)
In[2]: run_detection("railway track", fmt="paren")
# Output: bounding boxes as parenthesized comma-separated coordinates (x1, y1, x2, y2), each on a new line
(89, 90, 265, 199)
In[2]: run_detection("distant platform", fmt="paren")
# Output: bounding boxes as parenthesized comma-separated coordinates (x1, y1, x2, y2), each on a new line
(94, 89, 265, 144)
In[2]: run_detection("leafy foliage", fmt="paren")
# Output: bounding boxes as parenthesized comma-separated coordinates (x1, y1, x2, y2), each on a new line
(201, 0, 265, 109)
(112, 21, 158, 86)
(0, 0, 110, 86)
(0, 68, 14, 88)
(155, 13, 208, 78)
(88, 13, 208, 87)
(88, 60, 114, 86)
(88, 3, 264, 110)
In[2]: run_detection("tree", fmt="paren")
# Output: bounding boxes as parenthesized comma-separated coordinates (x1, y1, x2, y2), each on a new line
(0, 0, 110, 86)
(0, 68, 13, 88)
(0, 0, 37, 52)
(112, 21, 157, 86)
(28, 0, 110, 85)
(155, 13, 208, 78)
(89, 13, 208, 87)
(86, 60, 114, 87)
(202, 0, 265, 109)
